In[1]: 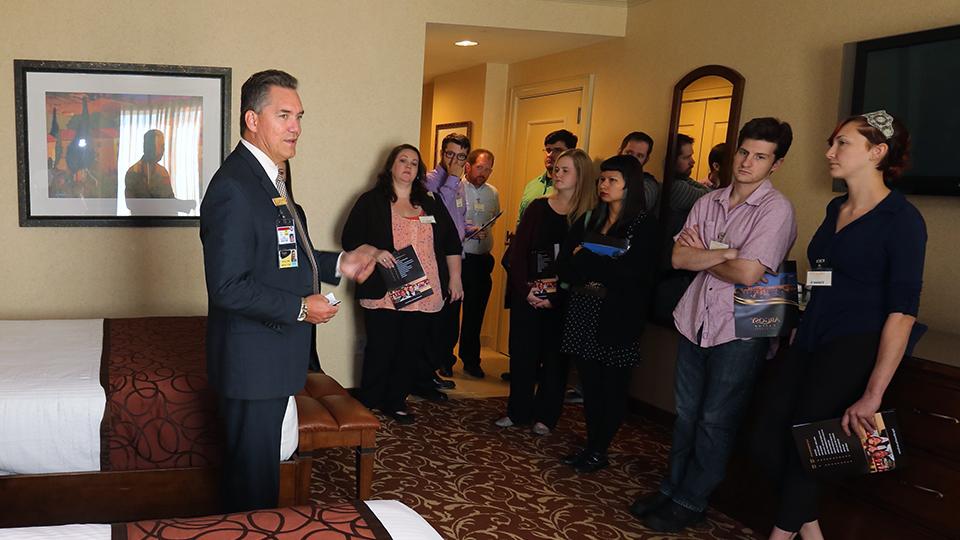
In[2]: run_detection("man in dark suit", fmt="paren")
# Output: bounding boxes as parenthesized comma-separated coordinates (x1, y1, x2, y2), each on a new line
(200, 69, 375, 512)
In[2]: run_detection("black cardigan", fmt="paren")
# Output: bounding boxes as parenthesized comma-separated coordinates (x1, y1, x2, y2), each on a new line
(341, 187, 462, 300)
(558, 212, 658, 346)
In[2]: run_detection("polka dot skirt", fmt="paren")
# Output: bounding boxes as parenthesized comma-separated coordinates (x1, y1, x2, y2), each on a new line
(561, 290, 641, 368)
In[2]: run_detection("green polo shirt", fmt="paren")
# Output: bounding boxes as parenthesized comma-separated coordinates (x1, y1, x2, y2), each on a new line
(517, 171, 553, 224)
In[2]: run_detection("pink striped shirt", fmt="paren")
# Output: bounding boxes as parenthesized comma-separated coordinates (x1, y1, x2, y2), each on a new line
(672, 179, 796, 347)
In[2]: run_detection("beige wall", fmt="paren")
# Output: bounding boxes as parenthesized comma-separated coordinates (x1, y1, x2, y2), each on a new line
(422, 62, 512, 346)
(509, 0, 960, 338)
(425, 63, 487, 167)
(0, 0, 625, 386)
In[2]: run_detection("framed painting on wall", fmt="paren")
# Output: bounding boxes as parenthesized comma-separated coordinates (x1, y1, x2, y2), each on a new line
(433, 121, 472, 168)
(14, 59, 231, 227)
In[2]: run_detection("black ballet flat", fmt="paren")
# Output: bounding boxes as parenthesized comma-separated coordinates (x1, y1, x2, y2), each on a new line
(561, 449, 589, 466)
(573, 452, 609, 473)
(386, 410, 416, 425)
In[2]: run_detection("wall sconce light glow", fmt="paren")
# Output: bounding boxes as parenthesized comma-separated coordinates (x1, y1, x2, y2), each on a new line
(454, 40, 478, 47)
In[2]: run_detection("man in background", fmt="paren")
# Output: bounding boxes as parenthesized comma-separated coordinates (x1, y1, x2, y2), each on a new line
(516, 129, 578, 221)
(459, 149, 500, 379)
(618, 131, 660, 215)
(423, 133, 470, 387)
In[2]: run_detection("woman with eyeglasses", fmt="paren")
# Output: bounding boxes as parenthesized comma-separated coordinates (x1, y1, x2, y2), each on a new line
(495, 148, 595, 436)
(557, 155, 658, 473)
(755, 111, 925, 539)
(342, 144, 463, 425)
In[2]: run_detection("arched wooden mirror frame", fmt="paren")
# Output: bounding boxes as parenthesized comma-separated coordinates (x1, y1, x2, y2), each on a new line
(649, 65, 745, 328)
(658, 65, 745, 219)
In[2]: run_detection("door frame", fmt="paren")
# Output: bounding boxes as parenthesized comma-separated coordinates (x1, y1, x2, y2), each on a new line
(490, 74, 596, 354)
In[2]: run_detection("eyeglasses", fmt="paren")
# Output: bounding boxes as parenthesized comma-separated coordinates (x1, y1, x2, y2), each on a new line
(443, 150, 468, 161)
(543, 146, 566, 155)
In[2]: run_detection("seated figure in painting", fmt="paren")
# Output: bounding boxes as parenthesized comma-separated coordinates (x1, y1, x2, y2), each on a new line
(125, 129, 175, 199)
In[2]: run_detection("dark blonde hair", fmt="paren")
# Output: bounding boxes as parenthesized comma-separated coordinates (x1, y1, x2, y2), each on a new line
(555, 148, 597, 225)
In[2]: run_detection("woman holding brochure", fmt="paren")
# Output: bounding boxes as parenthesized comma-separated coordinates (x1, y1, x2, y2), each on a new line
(342, 144, 462, 425)
(556, 154, 658, 473)
(495, 148, 595, 436)
(756, 111, 926, 539)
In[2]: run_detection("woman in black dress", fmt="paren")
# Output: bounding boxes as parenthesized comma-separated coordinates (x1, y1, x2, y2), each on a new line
(558, 154, 659, 473)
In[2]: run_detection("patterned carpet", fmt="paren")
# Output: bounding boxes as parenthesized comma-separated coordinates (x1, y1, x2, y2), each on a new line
(310, 397, 760, 540)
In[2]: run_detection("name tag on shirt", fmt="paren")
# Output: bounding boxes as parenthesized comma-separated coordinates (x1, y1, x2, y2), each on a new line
(709, 240, 730, 250)
(806, 270, 832, 287)
(456, 197, 464, 208)
(419, 215, 437, 224)
(475, 202, 486, 212)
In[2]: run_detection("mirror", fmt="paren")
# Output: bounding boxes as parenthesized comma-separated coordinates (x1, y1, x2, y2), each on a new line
(652, 65, 744, 326)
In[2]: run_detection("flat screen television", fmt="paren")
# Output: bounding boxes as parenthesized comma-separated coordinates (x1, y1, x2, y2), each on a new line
(849, 24, 960, 196)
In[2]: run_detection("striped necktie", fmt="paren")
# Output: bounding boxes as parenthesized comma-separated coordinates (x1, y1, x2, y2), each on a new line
(276, 168, 319, 294)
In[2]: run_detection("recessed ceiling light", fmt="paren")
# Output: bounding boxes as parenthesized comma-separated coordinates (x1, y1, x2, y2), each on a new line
(454, 40, 478, 47)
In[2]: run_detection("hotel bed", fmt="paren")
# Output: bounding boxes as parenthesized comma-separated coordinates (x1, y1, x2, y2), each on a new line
(0, 317, 297, 476)
(0, 500, 443, 540)
(0, 317, 320, 527)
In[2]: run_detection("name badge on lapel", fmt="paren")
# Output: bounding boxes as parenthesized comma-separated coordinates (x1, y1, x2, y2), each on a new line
(419, 215, 437, 224)
(277, 216, 298, 269)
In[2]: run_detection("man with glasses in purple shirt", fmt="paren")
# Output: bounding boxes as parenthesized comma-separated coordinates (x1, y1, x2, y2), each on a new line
(632, 118, 797, 533)
(423, 133, 470, 389)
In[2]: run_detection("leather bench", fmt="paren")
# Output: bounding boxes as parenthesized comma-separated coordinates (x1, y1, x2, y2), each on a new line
(295, 373, 380, 499)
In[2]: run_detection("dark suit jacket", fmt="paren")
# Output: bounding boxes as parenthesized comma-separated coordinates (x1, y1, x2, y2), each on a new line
(200, 142, 339, 400)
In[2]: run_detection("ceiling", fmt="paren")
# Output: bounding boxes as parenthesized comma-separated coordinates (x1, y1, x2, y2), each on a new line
(423, 23, 617, 83)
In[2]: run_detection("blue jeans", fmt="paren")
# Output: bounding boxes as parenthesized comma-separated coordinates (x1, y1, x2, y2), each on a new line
(659, 335, 768, 512)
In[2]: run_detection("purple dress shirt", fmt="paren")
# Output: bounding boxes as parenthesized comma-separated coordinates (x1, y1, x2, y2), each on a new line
(424, 166, 466, 242)
(672, 179, 797, 348)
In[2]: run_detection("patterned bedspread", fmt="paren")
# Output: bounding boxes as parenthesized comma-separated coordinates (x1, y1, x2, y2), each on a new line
(114, 502, 391, 539)
(102, 317, 221, 471)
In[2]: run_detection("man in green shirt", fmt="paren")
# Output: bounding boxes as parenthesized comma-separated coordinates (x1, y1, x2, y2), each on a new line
(516, 129, 579, 223)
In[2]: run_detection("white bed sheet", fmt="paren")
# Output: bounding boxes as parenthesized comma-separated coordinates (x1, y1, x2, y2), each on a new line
(0, 319, 297, 476)
(365, 500, 444, 540)
(0, 500, 441, 539)
(0, 320, 105, 475)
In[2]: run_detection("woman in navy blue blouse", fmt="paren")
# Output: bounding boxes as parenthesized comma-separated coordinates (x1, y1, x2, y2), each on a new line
(759, 111, 926, 540)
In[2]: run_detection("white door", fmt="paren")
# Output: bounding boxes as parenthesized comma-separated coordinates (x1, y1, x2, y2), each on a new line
(489, 87, 585, 355)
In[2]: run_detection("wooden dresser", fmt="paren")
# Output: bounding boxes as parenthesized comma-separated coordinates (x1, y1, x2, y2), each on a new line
(708, 329, 960, 539)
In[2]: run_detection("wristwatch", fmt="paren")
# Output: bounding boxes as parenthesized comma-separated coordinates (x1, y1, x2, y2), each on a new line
(297, 297, 309, 322)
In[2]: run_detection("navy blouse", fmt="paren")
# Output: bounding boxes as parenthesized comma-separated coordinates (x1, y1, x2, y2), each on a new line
(795, 190, 927, 351)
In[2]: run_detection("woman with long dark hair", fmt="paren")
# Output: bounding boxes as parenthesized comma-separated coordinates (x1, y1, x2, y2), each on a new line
(341, 144, 462, 424)
(758, 111, 925, 539)
(558, 154, 658, 473)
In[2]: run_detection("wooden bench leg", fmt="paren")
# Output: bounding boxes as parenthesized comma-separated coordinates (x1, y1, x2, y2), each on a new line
(294, 455, 314, 505)
(356, 430, 376, 500)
